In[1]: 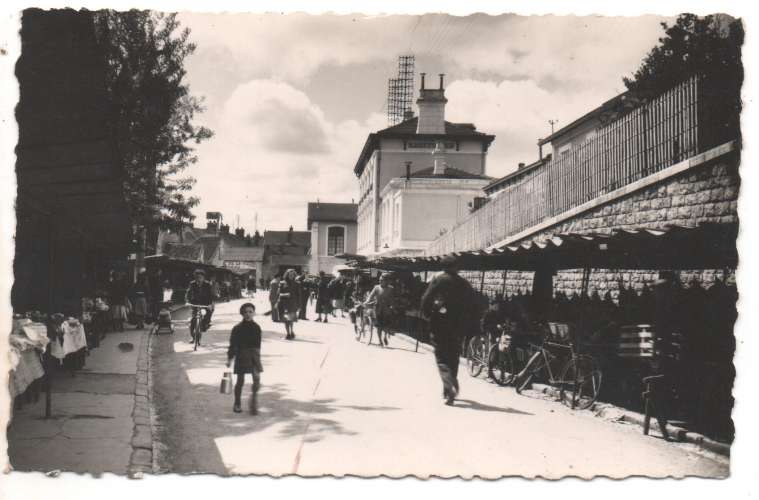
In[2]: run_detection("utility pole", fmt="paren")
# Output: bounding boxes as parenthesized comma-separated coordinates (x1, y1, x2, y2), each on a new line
(549, 119, 558, 134)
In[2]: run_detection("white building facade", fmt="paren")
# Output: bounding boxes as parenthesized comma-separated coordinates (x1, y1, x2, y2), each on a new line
(354, 73, 495, 257)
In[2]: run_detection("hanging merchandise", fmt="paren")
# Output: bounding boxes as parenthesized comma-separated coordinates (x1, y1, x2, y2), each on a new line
(62, 317, 88, 371)
(48, 313, 67, 360)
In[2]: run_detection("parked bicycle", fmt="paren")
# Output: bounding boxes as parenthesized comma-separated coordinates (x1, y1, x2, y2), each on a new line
(466, 324, 515, 385)
(512, 322, 602, 410)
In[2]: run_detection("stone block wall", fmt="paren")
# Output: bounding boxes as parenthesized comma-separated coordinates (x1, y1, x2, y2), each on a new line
(521, 159, 739, 246)
(456, 155, 739, 300)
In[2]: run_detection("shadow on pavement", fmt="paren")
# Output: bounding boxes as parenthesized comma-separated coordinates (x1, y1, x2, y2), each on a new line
(152, 334, 400, 474)
(453, 399, 534, 415)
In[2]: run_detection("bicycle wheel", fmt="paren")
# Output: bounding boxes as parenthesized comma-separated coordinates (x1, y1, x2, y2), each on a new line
(466, 336, 485, 377)
(487, 345, 515, 386)
(515, 352, 542, 394)
(559, 355, 602, 410)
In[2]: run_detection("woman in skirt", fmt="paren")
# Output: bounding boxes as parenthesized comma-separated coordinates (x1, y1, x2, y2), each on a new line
(227, 302, 263, 414)
(277, 269, 299, 340)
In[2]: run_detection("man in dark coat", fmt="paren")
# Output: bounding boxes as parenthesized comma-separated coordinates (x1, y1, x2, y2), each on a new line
(421, 256, 478, 405)
(296, 271, 309, 320)
(315, 271, 332, 322)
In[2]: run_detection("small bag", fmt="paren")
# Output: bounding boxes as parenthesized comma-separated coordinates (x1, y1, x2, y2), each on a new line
(220, 371, 233, 394)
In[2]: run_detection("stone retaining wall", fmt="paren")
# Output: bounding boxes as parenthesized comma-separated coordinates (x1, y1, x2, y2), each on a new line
(457, 153, 739, 299)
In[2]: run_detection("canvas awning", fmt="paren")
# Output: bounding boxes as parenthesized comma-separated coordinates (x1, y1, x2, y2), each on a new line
(348, 223, 738, 273)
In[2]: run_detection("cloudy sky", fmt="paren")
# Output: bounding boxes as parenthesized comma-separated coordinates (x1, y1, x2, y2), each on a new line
(176, 12, 671, 233)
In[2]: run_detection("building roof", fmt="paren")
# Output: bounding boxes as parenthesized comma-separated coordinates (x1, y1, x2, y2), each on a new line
(377, 117, 487, 137)
(307, 202, 357, 229)
(483, 155, 552, 195)
(408, 166, 493, 180)
(263, 230, 311, 247)
(354, 116, 496, 176)
(538, 91, 636, 146)
(164, 243, 203, 262)
(221, 246, 265, 262)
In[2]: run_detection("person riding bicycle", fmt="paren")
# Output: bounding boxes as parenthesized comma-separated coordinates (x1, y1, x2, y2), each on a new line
(186, 269, 215, 343)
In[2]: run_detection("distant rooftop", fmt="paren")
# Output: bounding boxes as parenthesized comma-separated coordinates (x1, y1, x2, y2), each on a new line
(354, 116, 495, 176)
(407, 166, 493, 181)
(307, 202, 358, 229)
(263, 230, 311, 247)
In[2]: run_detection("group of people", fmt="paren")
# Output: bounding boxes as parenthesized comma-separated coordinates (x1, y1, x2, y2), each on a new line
(100, 268, 168, 333)
(219, 260, 482, 414)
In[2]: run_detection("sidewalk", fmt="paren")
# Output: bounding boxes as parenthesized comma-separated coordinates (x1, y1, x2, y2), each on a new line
(6, 326, 153, 476)
(389, 330, 731, 458)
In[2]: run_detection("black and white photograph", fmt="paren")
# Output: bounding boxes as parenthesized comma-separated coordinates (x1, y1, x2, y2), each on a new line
(1, 0, 756, 495)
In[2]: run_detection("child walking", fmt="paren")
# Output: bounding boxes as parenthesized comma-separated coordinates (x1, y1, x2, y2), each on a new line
(227, 302, 263, 414)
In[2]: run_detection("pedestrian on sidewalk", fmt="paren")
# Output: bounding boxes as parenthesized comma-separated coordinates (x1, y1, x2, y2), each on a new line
(130, 269, 150, 330)
(296, 271, 309, 320)
(269, 275, 281, 322)
(366, 273, 395, 347)
(108, 271, 129, 332)
(328, 274, 346, 318)
(421, 255, 478, 405)
(315, 271, 332, 323)
(227, 302, 263, 414)
(277, 269, 299, 340)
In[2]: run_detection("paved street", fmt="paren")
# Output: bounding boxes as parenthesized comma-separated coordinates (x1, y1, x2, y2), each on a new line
(151, 297, 728, 479)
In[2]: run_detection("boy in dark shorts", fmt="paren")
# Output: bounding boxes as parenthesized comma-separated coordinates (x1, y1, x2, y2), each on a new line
(227, 302, 263, 414)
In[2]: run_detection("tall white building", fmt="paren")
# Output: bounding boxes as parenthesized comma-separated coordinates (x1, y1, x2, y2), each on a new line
(353, 73, 495, 256)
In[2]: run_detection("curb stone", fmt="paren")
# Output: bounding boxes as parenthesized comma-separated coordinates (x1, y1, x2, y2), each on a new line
(127, 329, 154, 477)
(529, 382, 731, 458)
(391, 326, 731, 459)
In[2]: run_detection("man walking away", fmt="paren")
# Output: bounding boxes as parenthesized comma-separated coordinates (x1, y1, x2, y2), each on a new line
(296, 271, 309, 320)
(421, 255, 478, 405)
(315, 271, 332, 323)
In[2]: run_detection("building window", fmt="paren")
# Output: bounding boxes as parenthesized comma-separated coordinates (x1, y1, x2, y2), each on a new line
(327, 226, 345, 256)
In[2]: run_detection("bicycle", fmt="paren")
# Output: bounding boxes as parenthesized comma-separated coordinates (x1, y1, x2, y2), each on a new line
(513, 323, 602, 410)
(466, 325, 516, 386)
(187, 304, 211, 351)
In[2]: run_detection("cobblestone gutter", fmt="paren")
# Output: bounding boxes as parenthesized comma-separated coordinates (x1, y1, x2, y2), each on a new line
(127, 330, 154, 477)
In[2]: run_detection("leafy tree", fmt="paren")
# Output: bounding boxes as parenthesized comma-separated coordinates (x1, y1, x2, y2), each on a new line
(94, 10, 212, 239)
(623, 14, 743, 142)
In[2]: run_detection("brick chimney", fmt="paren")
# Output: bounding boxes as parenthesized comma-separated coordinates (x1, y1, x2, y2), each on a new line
(432, 140, 447, 175)
(416, 73, 447, 135)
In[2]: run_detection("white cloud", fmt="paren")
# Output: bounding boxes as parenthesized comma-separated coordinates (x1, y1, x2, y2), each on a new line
(445, 78, 607, 177)
(175, 13, 671, 233)
(191, 79, 384, 232)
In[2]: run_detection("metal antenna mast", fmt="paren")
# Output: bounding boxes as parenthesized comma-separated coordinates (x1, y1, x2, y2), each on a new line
(387, 54, 415, 126)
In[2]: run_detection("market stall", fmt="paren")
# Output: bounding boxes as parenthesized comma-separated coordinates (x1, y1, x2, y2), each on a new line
(347, 222, 738, 440)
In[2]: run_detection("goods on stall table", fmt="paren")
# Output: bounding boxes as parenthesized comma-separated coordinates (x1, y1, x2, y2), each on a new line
(9, 319, 49, 398)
